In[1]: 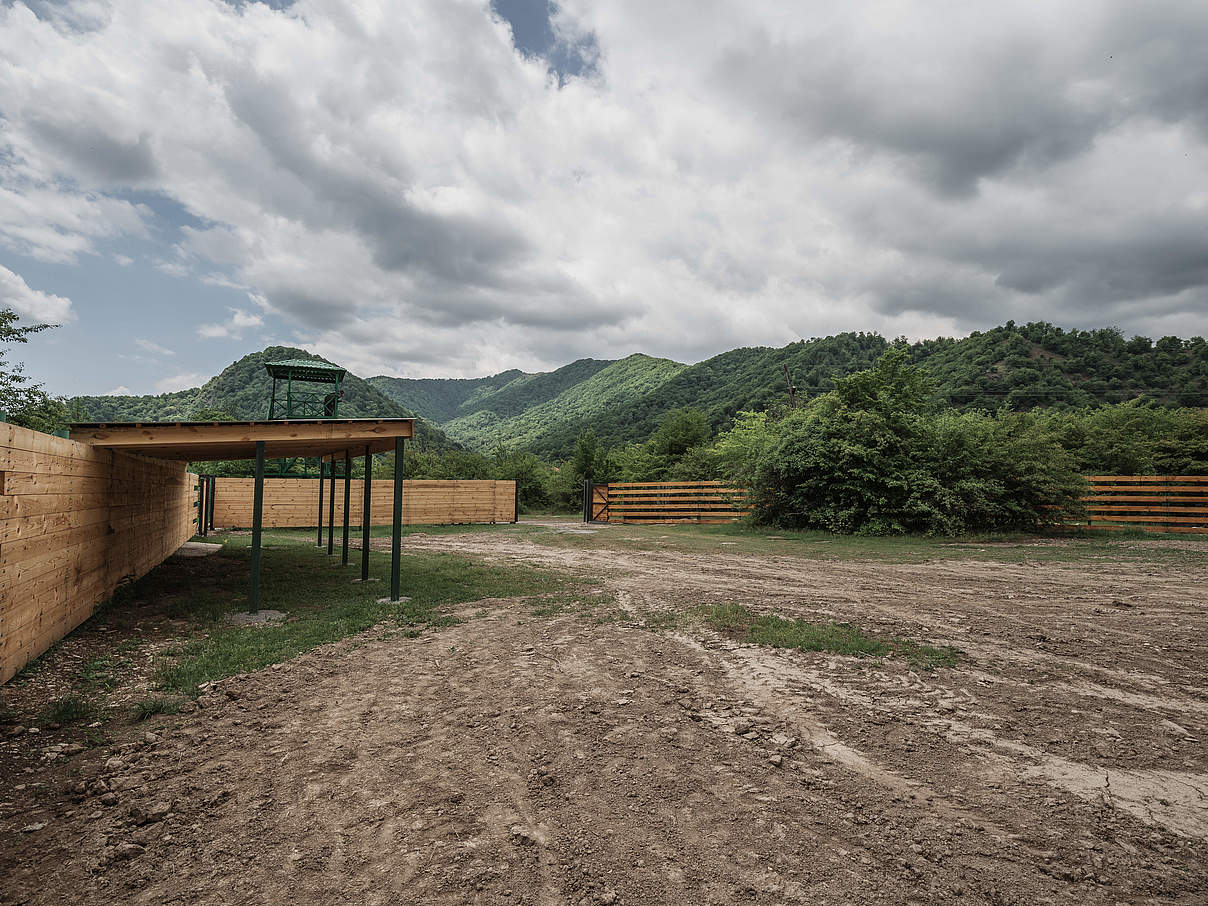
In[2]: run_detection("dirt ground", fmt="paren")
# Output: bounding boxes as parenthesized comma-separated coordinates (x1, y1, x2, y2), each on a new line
(2, 524, 1207, 905)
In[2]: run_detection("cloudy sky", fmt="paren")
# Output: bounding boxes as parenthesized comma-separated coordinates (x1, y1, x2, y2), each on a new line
(1, 0, 1206, 397)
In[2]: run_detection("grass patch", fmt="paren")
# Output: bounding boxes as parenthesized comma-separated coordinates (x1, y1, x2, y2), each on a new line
(132, 695, 180, 722)
(80, 654, 132, 690)
(150, 531, 578, 695)
(699, 603, 960, 670)
(41, 694, 98, 725)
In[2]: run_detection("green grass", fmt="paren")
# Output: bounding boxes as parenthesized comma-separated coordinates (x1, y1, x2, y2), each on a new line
(132, 695, 180, 722)
(699, 603, 961, 670)
(147, 531, 577, 695)
(80, 654, 132, 690)
(41, 694, 98, 725)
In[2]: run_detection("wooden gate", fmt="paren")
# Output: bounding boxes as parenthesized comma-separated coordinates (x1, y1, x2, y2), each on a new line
(589, 482, 610, 522)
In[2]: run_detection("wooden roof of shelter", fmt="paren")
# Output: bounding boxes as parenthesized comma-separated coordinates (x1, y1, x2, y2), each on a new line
(68, 418, 414, 462)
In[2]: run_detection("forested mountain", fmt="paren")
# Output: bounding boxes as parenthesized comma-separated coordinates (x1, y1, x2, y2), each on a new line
(365, 370, 525, 423)
(69, 323, 1207, 461)
(366, 357, 615, 424)
(910, 323, 1208, 410)
(72, 346, 456, 451)
(435, 354, 685, 454)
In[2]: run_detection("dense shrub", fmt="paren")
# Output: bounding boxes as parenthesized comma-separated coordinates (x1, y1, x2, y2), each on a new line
(741, 351, 1086, 535)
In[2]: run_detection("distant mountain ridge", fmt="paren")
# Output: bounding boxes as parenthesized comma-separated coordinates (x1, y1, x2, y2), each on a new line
(71, 323, 1208, 460)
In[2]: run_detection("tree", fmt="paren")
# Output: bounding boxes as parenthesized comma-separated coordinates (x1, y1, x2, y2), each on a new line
(648, 407, 712, 457)
(0, 307, 67, 434)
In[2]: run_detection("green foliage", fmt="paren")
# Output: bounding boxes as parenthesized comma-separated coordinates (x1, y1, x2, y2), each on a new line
(0, 307, 70, 434)
(1033, 403, 1208, 475)
(710, 411, 778, 487)
(133, 695, 180, 722)
(747, 351, 1087, 535)
(908, 322, 1208, 409)
(42, 694, 98, 725)
(648, 407, 711, 456)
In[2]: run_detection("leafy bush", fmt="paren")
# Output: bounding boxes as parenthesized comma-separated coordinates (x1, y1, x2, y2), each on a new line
(745, 350, 1086, 534)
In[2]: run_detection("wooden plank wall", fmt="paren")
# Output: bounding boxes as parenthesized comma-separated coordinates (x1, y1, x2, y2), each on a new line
(210, 478, 517, 528)
(600, 481, 751, 524)
(0, 424, 197, 684)
(1076, 476, 1208, 534)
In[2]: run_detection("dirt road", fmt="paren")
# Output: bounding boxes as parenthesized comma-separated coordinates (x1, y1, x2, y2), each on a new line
(2, 527, 1206, 904)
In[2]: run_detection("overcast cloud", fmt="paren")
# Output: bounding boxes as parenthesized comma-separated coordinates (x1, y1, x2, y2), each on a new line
(0, 0, 1205, 390)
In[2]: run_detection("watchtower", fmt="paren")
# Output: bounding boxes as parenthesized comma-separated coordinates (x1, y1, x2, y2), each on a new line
(265, 359, 346, 419)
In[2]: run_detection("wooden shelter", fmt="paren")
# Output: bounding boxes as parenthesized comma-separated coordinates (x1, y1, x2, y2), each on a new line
(69, 418, 415, 608)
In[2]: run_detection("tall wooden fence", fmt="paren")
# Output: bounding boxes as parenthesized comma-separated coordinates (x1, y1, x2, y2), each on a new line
(1, 424, 197, 684)
(586, 481, 750, 524)
(210, 477, 517, 528)
(1075, 476, 1208, 534)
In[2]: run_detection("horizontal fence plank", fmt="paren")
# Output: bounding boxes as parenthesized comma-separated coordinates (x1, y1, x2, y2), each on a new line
(607, 481, 726, 488)
(1086, 475, 1208, 482)
(1085, 505, 1208, 515)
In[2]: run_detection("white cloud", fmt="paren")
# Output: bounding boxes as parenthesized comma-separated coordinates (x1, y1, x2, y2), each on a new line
(154, 372, 206, 393)
(0, 264, 75, 324)
(197, 307, 264, 340)
(103, 385, 132, 396)
(134, 337, 175, 356)
(0, 0, 1206, 378)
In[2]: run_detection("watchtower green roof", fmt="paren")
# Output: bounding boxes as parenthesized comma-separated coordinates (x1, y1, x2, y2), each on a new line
(264, 359, 346, 384)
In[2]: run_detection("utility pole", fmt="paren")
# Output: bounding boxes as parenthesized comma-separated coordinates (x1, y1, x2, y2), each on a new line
(783, 364, 798, 409)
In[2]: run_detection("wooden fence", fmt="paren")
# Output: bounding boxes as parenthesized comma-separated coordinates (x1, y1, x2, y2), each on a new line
(586, 481, 750, 524)
(1, 424, 197, 684)
(210, 477, 517, 528)
(1074, 476, 1208, 534)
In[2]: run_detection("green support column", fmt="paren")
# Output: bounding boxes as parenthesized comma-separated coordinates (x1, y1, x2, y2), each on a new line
(327, 457, 336, 555)
(208, 476, 216, 531)
(197, 474, 206, 538)
(342, 451, 351, 566)
(361, 445, 372, 581)
(250, 441, 266, 613)
(391, 436, 404, 601)
(316, 460, 325, 547)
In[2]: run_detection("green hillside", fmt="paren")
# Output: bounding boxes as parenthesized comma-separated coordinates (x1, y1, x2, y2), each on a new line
(71, 346, 456, 451)
(436, 354, 686, 454)
(366, 357, 615, 425)
(365, 371, 524, 423)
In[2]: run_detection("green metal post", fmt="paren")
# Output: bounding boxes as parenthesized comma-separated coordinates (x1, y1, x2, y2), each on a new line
(317, 460, 325, 547)
(361, 446, 372, 581)
(208, 476, 216, 531)
(250, 441, 266, 613)
(327, 457, 335, 555)
(198, 474, 206, 538)
(342, 451, 351, 565)
(391, 436, 404, 601)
